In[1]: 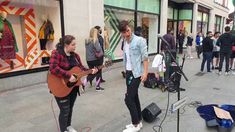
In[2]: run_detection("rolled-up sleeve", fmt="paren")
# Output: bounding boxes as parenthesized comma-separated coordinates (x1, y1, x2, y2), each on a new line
(139, 38, 148, 61)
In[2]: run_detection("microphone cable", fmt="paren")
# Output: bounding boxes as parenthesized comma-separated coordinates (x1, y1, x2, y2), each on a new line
(153, 89, 170, 132)
(51, 96, 92, 132)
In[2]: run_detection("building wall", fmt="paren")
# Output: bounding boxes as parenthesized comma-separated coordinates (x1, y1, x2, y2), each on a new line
(63, 0, 104, 63)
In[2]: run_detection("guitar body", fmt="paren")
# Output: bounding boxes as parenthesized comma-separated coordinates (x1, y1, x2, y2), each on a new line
(47, 60, 112, 97)
(47, 67, 83, 98)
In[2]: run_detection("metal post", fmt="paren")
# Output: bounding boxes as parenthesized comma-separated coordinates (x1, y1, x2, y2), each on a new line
(59, 0, 65, 37)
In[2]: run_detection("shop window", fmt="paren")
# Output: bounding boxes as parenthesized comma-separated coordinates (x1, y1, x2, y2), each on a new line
(137, 0, 160, 14)
(197, 12, 208, 35)
(179, 9, 192, 20)
(168, 7, 174, 19)
(215, 15, 221, 32)
(0, 0, 61, 74)
(104, 0, 135, 10)
(178, 21, 192, 35)
(137, 13, 158, 54)
(104, 8, 134, 60)
(174, 9, 178, 20)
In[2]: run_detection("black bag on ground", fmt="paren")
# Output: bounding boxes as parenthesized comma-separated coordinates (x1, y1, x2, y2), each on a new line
(144, 73, 158, 89)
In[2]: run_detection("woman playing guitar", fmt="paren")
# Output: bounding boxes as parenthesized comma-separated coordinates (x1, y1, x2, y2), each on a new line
(49, 35, 97, 132)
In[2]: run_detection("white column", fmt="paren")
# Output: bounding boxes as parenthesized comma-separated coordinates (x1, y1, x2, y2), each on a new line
(221, 17, 225, 33)
(209, 9, 215, 32)
(160, 0, 168, 35)
(192, 2, 198, 42)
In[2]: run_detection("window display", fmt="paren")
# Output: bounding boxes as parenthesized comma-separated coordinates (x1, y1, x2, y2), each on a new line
(0, 0, 61, 74)
(0, 11, 17, 69)
(137, 13, 158, 54)
(104, 8, 134, 60)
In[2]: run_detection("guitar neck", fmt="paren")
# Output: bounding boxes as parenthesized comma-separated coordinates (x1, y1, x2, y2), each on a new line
(81, 65, 105, 76)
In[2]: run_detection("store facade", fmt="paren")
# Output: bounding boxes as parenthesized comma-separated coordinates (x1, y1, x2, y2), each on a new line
(104, 0, 160, 60)
(167, 1, 193, 37)
(0, 0, 229, 90)
(0, 0, 104, 79)
(0, 0, 63, 77)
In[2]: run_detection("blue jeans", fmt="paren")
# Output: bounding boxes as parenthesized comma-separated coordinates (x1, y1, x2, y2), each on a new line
(200, 52, 212, 72)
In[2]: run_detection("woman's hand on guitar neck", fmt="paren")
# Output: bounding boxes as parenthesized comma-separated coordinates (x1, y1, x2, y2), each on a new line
(91, 67, 98, 74)
(69, 75, 77, 82)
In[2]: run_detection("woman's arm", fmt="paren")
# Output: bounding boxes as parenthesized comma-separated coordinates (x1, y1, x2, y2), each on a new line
(49, 50, 71, 79)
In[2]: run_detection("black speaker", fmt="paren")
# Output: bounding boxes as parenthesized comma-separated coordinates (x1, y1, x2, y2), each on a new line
(142, 103, 161, 123)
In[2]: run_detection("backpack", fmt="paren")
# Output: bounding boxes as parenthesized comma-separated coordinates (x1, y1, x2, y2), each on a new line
(144, 73, 158, 89)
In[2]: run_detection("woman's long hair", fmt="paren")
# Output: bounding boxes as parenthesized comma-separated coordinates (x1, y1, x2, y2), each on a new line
(56, 35, 75, 52)
(86, 28, 98, 44)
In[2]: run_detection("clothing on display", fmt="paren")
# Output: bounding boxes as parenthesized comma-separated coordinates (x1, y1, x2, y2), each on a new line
(0, 14, 18, 60)
(38, 19, 54, 64)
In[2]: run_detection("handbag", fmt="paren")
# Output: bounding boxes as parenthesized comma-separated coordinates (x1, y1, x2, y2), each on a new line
(232, 46, 235, 52)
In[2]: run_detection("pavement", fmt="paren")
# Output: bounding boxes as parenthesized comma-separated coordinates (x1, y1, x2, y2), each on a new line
(0, 52, 235, 132)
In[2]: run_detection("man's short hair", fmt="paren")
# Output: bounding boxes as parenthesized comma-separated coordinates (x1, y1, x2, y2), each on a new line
(118, 20, 129, 32)
(214, 32, 220, 36)
(225, 26, 230, 32)
(206, 31, 212, 35)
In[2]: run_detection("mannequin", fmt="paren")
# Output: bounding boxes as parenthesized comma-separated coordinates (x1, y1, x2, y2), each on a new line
(38, 14, 54, 65)
(104, 26, 110, 50)
(0, 11, 18, 69)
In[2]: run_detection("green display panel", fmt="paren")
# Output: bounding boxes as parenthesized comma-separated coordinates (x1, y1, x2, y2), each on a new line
(174, 9, 178, 20)
(104, 0, 135, 10)
(137, 0, 160, 14)
(179, 9, 192, 20)
(168, 7, 173, 19)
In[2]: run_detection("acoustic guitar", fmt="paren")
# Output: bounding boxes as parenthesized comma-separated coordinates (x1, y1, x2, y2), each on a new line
(47, 61, 112, 97)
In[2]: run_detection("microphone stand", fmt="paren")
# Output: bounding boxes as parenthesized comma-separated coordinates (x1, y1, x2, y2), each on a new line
(158, 35, 188, 132)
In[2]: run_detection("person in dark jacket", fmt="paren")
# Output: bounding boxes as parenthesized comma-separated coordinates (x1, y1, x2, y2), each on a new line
(186, 33, 193, 59)
(161, 28, 176, 80)
(94, 26, 106, 83)
(195, 32, 203, 58)
(200, 31, 213, 72)
(177, 29, 185, 54)
(216, 26, 235, 75)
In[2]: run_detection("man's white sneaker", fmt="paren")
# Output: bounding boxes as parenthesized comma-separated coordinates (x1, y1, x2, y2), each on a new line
(126, 123, 134, 129)
(123, 125, 141, 132)
(126, 122, 143, 129)
(217, 71, 222, 75)
(225, 72, 230, 76)
(67, 126, 77, 132)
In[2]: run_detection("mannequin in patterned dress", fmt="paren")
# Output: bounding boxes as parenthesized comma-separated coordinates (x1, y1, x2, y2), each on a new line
(0, 11, 18, 69)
